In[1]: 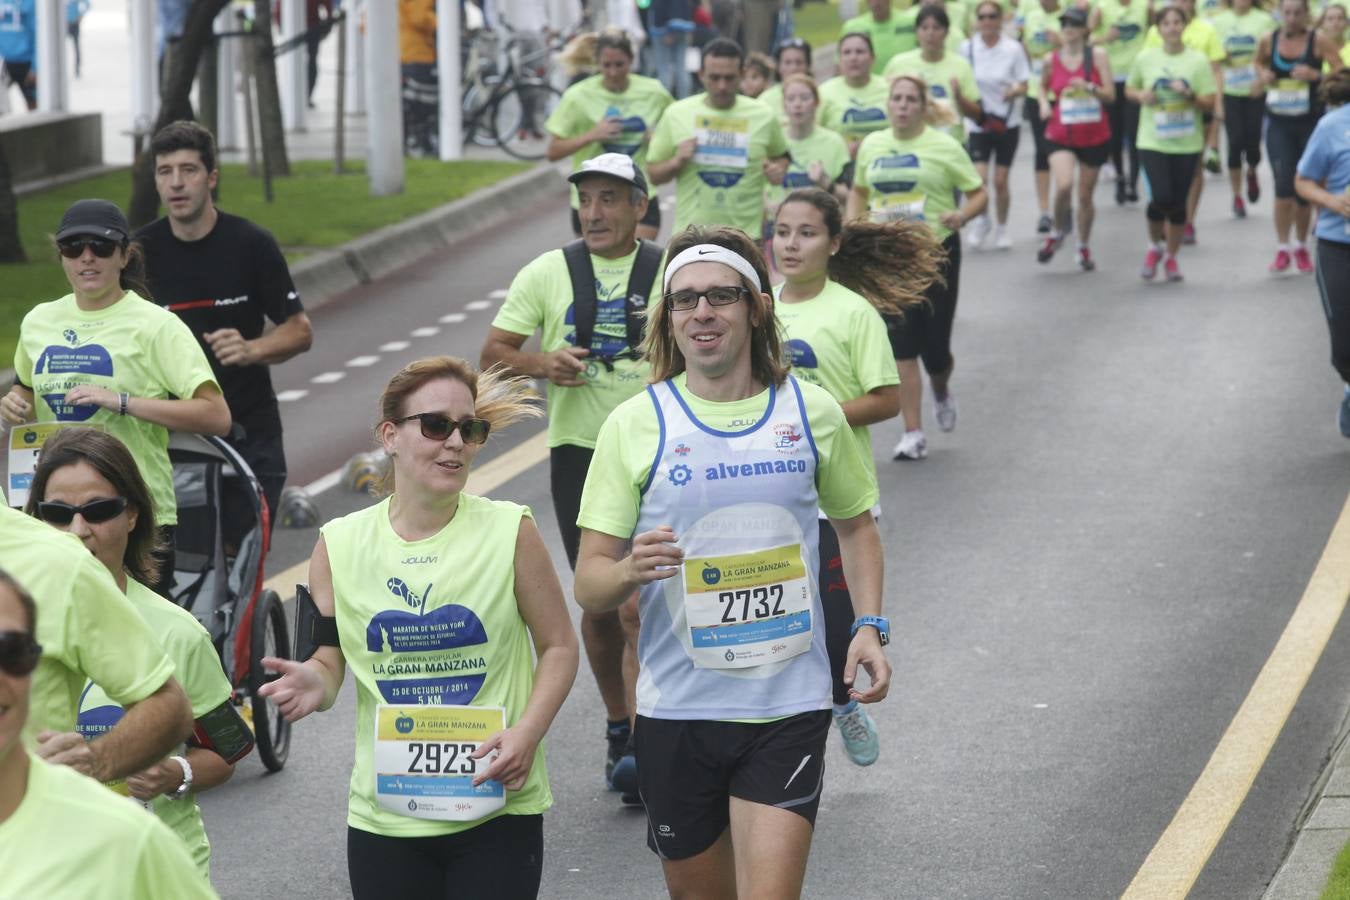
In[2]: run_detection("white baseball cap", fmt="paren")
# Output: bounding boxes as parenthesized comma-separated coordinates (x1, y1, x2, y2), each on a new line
(567, 152, 649, 196)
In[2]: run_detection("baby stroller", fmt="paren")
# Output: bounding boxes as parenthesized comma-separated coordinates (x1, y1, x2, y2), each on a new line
(168, 433, 292, 772)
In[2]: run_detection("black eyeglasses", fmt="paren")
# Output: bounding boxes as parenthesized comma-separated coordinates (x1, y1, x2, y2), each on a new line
(36, 497, 129, 526)
(396, 413, 492, 444)
(0, 631, 42, 678)
(664, 286, 750, 311)
(57, 238, 120, 259)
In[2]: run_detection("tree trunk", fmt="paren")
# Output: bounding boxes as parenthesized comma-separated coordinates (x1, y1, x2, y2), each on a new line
(127, 0, 233, 228)
(251, 0, 291, 178)
(0, 141, 26, 263)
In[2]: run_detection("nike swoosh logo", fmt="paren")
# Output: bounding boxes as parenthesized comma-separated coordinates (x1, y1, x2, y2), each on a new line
(698, 249, 716, 255)
(784, 754, 812, 790)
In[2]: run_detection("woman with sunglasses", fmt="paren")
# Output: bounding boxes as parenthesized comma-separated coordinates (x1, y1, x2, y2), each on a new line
(1, 199, 230, 593)
(849, 74, 988, 460)
(883, 5, 984, 143)
(0, 570, 218, 899)
(24, 427, 243, 879)
(758, 37, 814, 123)
(257, 357, 579, 900)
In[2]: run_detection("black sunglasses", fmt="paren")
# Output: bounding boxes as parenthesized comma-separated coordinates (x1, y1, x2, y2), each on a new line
(57, 238, 120, 259)
(396, 413, 492, 444)
(0, 631, 42, 678)
(664, 286, 750, 311)
(37, 497, 129, 526)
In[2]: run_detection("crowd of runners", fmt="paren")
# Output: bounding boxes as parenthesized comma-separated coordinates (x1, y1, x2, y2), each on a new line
(4, 0, 1350, 895)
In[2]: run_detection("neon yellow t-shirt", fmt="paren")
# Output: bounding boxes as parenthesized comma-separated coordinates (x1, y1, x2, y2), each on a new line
(817, 73, 893, 140)
(1020, 4, 1063, 100)
(882, 49, 981, 140)
(766, 126, 852, 207)
(843, 8, 922, 72)
(0, 507, 177, 745)
(14, 291, 221, 526)
(1094, 0, 1151, 77)
(1127, 46, 1218, 153)
(759, 83, 787, 124)
(321, 494, 551, 838)
(855, 125, 985, 240)
(1211, 8, 1277, 95)
(1144, 17, 1227, 61)
(492, 242, 658, 449)
(545, 73, 674, 209)
(0, 756, 218, 899)
(773, 280, 898, 486)
(577, 373, 878, 539)
(77, 579, 233, 877)
(648, 94, 790, 237)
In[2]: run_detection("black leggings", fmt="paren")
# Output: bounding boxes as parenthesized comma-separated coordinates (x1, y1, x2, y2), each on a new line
(1223, 94, 1265, 171)
(549, 443, 594, 569)
(818, 518, 858, 707)
(884, 232, 961, 375)
(1317, 239, 1350, 384)
(1025, 98, 1052, 173)
(1267, 115, 1318, 202)
(1106, 82, 1141, 188)
(1141, 150, 1199, 225)
(348, 816, 544, 900)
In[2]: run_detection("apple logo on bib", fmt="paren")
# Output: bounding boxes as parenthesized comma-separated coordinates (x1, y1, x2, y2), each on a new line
(395, 713, 416, 734)
(702, 564, 722, 586)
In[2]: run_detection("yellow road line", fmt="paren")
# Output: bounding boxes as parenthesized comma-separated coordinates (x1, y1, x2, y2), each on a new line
(261, 431, 551, 600)
(1122, 491, 1350, 899)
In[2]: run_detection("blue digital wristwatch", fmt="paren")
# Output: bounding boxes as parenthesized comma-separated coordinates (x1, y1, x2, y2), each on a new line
(850, 616, 890, 646)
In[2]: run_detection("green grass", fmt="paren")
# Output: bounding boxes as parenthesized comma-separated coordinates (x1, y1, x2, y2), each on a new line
(1323, 839, 1350, 900)
(795, 0, 845, 53)
(0, 158, 529, 369)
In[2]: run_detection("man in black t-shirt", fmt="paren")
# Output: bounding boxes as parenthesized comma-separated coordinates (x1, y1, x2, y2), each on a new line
(136, 121, 314, 524)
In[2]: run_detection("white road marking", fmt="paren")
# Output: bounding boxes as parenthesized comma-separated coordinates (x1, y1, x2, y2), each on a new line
(346, 356, 380, 367)
(466, 300, 492, 311)
(310, 371, 346, 384)
(379, 340, 411, 352)
(276, 389, 309, 402)
(440, 312, 468, 323)
(410, 326, 441, 337)
(488, 288, 508, 299)
(303, 469, 343, 495)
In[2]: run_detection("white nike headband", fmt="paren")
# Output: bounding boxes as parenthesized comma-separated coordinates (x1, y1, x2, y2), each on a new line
(662, 244, 763, 294)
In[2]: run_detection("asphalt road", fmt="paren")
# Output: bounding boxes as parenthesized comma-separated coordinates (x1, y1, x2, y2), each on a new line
(196, 161, 1350, 900)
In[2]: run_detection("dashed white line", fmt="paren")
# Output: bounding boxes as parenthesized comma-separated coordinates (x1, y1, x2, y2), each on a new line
(440, 312, 468, 324)
(346, 356, 380, 367)
(302, 468, 344, 495)
(276, 389, 309, 402)
(488, 289, 508, 299)
(379, 340, 411, 352)
(410, 326, 441, 337)
(310, 371, 346, 384)
(466, 300, 491, 311)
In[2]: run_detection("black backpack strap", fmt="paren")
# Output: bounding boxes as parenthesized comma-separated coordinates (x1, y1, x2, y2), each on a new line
(1084, 42, 1093, 81)
(563, 238, 598, 351)
(624, 239, 664, 353)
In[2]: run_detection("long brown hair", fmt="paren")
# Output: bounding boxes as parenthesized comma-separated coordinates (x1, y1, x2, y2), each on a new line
(25, 427, 164, 588)
(645, 226, 790, 387)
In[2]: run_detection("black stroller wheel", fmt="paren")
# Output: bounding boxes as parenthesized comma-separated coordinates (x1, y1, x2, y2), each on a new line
(250, 589, 292, 771)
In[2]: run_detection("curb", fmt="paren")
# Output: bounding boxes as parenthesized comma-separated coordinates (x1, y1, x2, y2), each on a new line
(1264, 706, 1350, 898)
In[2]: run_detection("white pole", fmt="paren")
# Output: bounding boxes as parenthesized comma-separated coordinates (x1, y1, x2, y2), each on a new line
(281, 0, 307, 130)
(436, 0, 461, 159)
(364, 0, 404, 195)
(346, 0, 366, 115)
(130, 0, 156, 135)
(35, 0, 66, 111)
(215, 8, 238, 148)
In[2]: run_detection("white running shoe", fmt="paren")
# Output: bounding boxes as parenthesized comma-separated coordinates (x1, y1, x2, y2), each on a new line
(966, 215, 990, 249)
(892, 430, 928, 460)
(934, 391, 957, 432)
(994, 226, 1012, 250)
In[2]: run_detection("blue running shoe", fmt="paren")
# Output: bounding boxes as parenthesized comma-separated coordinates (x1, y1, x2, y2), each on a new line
(1339, 386, 1350, 438)
(605, 720, 630, 790)
(833, 700, 880, 766)
(610, 753, 639, 795)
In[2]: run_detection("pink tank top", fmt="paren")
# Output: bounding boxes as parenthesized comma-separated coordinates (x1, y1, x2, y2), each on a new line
(1044, 50, 1112, 148)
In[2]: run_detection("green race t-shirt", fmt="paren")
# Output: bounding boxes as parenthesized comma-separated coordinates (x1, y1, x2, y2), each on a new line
(1211, 8, 1277, 95)
(759, 83, 787, 125)
(577, 373, 877, 539)
(0, 757, 218, 900)
(77, 579, 233, 877)
(14, 291, 221, 526)
(1144, 17, 1226, 61)
(1020, 4, 1063, 99)
(1094, 0, 1151, 77)
(321, 494, 551, 838)
(545, 73, 674, 209)
(647, 93, 790, 236)
(855, 125, 984, 240)
(1128, 46, 1217, 153)
(766, 126, 852, 207)
(843, 7, 922, 72)
(492, 242, 658, 449)
(818, 73, 893, 140)
(774, 280, 898, 486)
(882, 49, 981, 140)
(0, 507, 177, 745)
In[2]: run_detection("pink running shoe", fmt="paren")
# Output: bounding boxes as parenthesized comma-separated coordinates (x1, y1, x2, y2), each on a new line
(1164, 256, 1183, 283)
(1294, 246, 1314, 274)
(1269, 248, 1292, 274)
(1141, 246, 1163, 280)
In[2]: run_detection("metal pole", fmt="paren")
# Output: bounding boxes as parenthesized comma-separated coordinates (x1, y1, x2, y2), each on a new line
(364, 0, 404, 196)
(216, 9, 239, 148)
(242, 17, 260, 176)
(334, 12, 347, 173)
(346, 0, 365, 115)
(436, 0, 462, 160)
(280, 0, 307, 130)
(130, 0, 156, 139)
(35, 0, 67, 111)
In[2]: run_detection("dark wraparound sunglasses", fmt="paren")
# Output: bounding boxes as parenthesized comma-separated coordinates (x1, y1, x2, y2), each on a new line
(664, 286, 750, 311)
(37, 496, 129, 526)
(0, 631, 42, 677)
(396, 413, 492, 444)
(57, 238, 120, 259)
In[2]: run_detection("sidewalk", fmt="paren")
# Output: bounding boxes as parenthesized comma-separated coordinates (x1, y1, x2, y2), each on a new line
(1267, 717, 1350, 898)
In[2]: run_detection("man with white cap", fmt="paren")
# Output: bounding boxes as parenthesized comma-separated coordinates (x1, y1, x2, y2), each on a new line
(480, 152, 662, 804)
(573, 224, 891, 897)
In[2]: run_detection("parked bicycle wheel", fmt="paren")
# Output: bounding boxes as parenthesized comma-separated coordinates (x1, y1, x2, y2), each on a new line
(491, 82, 563, 159)
(461, 82, 503, 148)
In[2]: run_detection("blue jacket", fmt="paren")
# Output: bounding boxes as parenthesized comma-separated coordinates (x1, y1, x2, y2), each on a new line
(0, 0, 36, 64)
